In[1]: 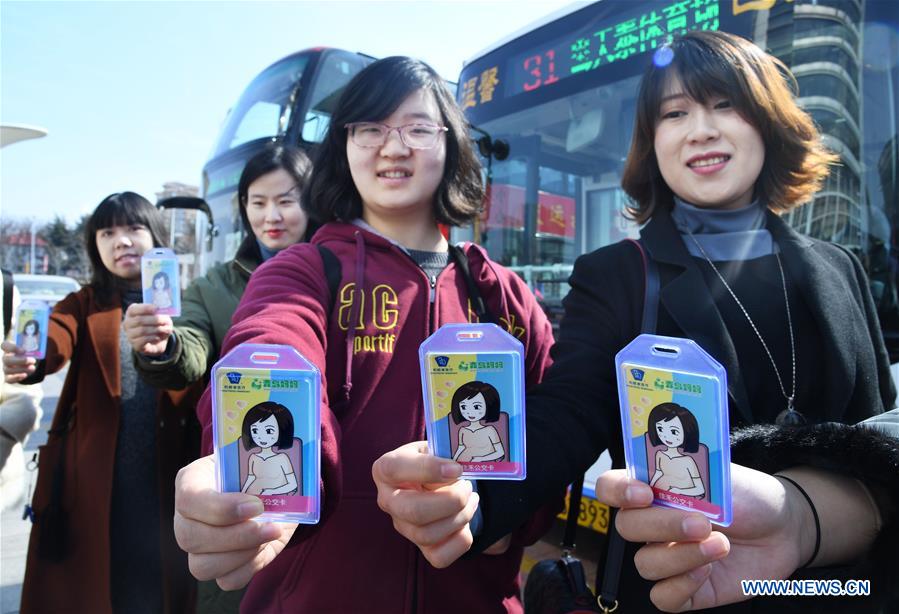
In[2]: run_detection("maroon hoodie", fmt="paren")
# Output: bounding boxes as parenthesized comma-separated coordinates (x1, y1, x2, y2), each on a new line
(196, 222, 555, 613)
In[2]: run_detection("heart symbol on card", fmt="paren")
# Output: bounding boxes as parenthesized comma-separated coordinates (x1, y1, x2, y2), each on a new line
(235, 400, 248, 409)
(226, 411, 236, 420)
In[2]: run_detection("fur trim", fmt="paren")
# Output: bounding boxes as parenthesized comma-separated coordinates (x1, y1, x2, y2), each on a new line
(731, 422, 899, 612)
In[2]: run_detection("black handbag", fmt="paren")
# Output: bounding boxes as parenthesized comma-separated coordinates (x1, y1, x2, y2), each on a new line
(523, 478, 622, 613)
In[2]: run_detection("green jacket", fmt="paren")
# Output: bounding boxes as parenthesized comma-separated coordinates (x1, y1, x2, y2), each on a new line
(135, 236, 260, 390)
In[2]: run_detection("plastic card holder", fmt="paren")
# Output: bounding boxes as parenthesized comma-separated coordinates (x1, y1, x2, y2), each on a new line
(211, 344, 321, 524)
(141, 248, 181, 316)
(615, 334, 732, 526)
(419, 323, 526, 480)
(15, 300, 50, 359)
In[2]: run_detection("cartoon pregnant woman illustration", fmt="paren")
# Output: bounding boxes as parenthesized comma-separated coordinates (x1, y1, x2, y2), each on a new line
(19, 319, 40, 353)
(647, 402, 706, 498)
(451, 381, 506, 463)
(241, 401, 298, 496)
(151, 271, 173, 309)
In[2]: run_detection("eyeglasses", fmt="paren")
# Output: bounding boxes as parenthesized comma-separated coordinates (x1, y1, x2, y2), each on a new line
(345, 122, 448, 150)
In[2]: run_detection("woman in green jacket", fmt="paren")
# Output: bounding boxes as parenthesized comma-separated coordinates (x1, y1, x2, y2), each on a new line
(124, 143, 313, 386)
(122, 143, 313, 612)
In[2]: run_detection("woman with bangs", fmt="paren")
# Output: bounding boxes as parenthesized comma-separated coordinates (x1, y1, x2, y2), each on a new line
(372, 31, 897, 612)
(123, 144, 315, 614)
(2, 192, 197, 613)
(172, 57, 556, 613)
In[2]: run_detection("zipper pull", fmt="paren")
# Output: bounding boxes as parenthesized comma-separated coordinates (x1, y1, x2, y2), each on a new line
(429, 275, 437, 303)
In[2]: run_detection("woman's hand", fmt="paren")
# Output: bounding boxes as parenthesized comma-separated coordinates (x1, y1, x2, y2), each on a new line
(123, 303, 173, 356)
(1, 340, 36, 383)
(174, 455, 297, 590)
(372, 441, 480, 568)
(595, 464, 806, 612)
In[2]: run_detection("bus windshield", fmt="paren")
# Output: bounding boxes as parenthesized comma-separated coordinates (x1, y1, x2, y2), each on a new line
(212, 54, 310, 157)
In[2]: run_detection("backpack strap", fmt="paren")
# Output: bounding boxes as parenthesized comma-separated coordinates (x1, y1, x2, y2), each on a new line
(2, 269, 13, 338)
(448, 244, 497, 325)
(316, 245, 341, 315)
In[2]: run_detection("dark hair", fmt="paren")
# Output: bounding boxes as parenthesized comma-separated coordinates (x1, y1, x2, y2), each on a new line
(621, 30, 836, 223)
(241, 401, 295, 450)
(303, 56, 484, 226)
(237, 143, 314, 237)
(22, 319, 39, 335)
(152, 271, 170, 289)
(85, 192, 168, 302)
(647, 403, 700, 453)
(450, 381, 501, 424)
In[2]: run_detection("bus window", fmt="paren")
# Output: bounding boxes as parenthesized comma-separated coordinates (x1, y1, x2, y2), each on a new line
(301, 51, 370, 144)
(467, 73, 642, 311)
(212, 55, 309, 156)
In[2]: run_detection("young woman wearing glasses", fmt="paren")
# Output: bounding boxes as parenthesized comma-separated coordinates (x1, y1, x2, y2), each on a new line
(172, 56, 557, 613)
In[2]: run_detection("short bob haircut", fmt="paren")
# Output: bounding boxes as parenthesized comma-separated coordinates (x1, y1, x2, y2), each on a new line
(621, 30, 837, 223)
(237, 143, 314, 237)
(451, 380, 501, 424)
(241, 401, 295, 450)
(647, 402, 700, 453)
(303, 56, 484, 226)
(85, 192, 168, 303)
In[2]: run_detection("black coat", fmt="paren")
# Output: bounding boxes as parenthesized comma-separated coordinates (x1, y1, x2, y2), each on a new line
(475, 208, 897, 612)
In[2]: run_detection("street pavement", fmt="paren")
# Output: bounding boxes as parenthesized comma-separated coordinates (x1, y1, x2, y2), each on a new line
(0, 369, 64, 614)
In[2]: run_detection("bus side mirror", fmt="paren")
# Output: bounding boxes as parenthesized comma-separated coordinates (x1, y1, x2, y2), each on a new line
(157, 196, 217, 252)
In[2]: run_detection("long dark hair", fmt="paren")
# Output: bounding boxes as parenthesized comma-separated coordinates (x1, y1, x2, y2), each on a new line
(621, 30, 836, 222)
(237, 143, 315, 238)
(303, 56, 484, 226)
(84, 192, 167, 303)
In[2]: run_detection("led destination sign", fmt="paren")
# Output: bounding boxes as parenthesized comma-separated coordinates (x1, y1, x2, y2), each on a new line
(460, 0, 724, 111)
(507, 0, 720, 96)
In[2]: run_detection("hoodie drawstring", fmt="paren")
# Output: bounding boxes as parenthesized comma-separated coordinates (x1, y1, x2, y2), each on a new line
(341, 231, 366, 404)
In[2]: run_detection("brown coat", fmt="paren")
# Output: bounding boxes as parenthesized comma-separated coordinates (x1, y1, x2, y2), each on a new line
(20, 286, 198, 614)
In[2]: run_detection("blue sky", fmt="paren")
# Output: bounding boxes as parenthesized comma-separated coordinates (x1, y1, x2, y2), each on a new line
(1, 0, 578, 224)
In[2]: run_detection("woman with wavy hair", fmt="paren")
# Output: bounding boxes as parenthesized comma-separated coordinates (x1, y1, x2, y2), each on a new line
(373, 31, 896, 613)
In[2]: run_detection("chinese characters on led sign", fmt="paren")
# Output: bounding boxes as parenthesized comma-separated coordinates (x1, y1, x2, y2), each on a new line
(460, 0, 722, 109)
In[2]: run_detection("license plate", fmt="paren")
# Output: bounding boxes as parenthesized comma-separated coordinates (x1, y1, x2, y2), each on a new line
(557, 489, 610, 534)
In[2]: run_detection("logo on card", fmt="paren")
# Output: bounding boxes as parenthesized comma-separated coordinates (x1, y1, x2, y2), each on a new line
(226, 372, 242, 385)
(630, 368, 645, 382)
(434, 356, 449, 367)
